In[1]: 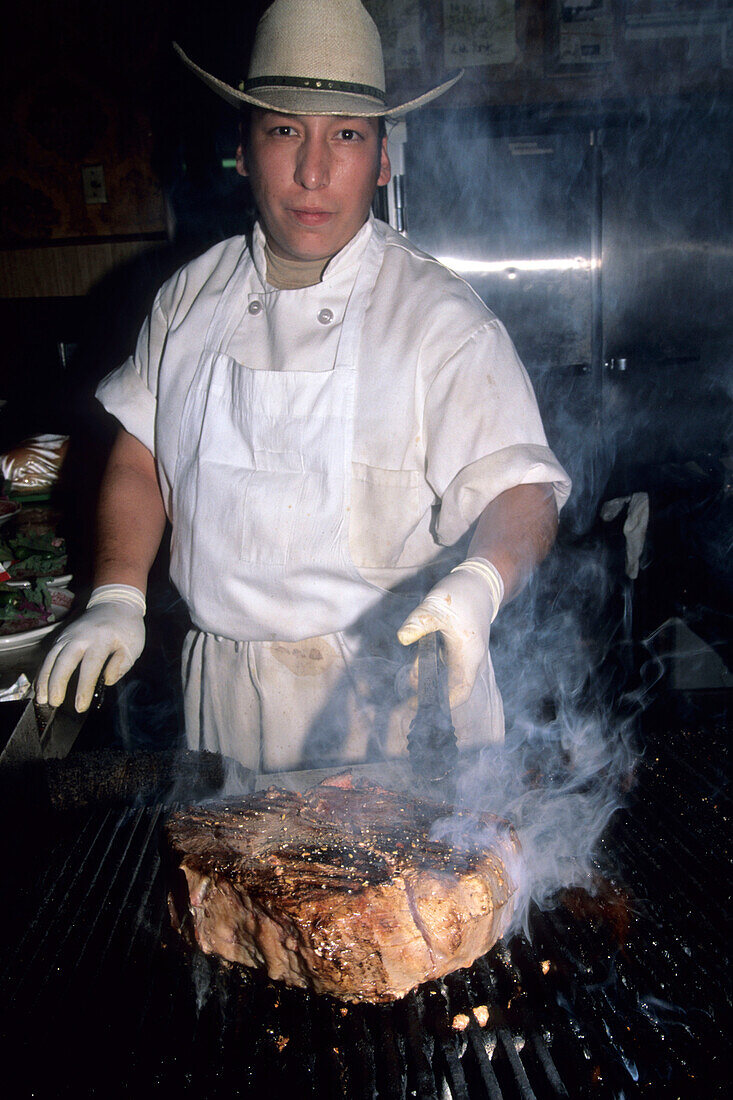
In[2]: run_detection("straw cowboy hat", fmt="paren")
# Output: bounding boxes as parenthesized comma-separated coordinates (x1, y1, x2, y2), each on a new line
(174, 0, 462, 117)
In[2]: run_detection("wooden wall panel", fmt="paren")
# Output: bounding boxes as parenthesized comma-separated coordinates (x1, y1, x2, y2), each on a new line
(0, 239, 166, 299)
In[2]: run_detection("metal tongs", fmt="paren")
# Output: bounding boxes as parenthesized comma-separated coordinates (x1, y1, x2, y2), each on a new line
(407, 632, 458, 800)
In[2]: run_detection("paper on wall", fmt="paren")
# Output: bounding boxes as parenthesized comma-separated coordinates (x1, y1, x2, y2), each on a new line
(364, 0, 425, 70)
(556, 0, 615, 66)
(443, 0, 517, 68)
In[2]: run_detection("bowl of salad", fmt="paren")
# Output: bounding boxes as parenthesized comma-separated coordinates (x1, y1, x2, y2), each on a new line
(0, 504, 73, 647)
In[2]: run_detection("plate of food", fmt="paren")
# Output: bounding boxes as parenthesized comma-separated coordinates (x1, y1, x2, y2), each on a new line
(0, 582, 72, 649)
(0, 620, 61, 651)
(0, 528, 68, 581)
(5, 573, 73, 589)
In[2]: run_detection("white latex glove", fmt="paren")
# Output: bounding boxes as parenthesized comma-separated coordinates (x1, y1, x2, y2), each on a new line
(35, 584, 146, 712)
(397, 558, 504, 707)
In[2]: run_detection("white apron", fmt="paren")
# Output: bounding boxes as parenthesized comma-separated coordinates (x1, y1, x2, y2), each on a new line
(174, 226, 428, 770)
(180, 626, 503, 773)
(170, 226, 405, 641)
(172, 227, 504, 770)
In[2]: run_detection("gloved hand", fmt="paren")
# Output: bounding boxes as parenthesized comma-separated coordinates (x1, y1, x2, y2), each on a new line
(35, 584, 146, 712)
(397, 558, 504, 707)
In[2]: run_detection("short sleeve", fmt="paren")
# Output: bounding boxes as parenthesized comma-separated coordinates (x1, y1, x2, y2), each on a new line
(95, 298, 167, 455)
(424, 319, 571, 545)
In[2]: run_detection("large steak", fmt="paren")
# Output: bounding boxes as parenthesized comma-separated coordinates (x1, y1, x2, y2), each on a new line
(165, 776, 520, 1003)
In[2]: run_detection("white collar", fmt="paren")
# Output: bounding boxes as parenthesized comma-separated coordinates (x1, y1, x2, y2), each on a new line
(252, 213, 374, 288)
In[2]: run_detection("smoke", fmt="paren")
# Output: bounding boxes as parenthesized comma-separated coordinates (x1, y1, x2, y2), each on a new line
(433, 536, 640, 937)
(392, 76, 730, 935)
(459, 708, 636, 937)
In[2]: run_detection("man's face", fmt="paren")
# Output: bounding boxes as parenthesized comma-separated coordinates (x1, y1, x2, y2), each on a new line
(237, 110, 391, 263)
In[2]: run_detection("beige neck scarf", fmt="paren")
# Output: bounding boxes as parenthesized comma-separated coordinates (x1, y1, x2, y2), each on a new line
(264, 241, 329, 290)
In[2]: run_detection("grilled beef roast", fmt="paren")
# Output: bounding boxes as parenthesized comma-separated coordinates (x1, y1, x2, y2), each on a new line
(165, 775, 520, 1003)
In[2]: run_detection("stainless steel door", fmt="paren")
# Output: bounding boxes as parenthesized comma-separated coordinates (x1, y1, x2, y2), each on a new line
(402, 100, 732, 524)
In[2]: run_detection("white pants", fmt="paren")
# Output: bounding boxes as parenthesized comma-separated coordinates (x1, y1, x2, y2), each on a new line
(182, 629, 504, 774)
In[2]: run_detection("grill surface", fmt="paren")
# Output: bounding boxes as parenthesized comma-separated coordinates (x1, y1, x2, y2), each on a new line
(0, 706, 729, 1098)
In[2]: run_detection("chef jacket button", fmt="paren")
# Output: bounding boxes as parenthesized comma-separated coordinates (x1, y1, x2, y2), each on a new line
(248, 300, 263, 315)
(317, 308, 334, 325)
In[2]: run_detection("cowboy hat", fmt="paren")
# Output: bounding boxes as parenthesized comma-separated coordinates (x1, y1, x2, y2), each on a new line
(174, 0, 462, 117)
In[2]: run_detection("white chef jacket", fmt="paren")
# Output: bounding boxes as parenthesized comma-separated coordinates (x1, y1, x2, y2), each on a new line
(96, 215, 570, 770)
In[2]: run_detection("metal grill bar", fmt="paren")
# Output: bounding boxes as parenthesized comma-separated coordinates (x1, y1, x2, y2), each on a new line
(4, 809, 125, 1010)
(1, 811, 110, 996)
(436, 1043, 472, 1100)
(367, 1006, 407, 1096)
(464, 1024, 505, 1100)
(500, 936, 578, 1096)
(0, 709, 729, 1099)
(431, 991, 472, 1100)
(118, 834, 165, 968)
(440, 974, 504, 1099)
(93, 805, 163, 971)
(630, 786, 730, 902)
(523, 1031, 569, 1097)
(550, 908, 687, 1090)
(472, 950, 574, 1095)
(402, 992, 440, 1100)
(639, 746, 731, 811)
(31, 811, 137, 1008)
(504, 914, 637, 1095)
(648, 726, 728, 796)
(65, 808, 160, 983)
(599, 838, 728, 1081)
(499, 932, 589, 1086)
(610, 822, 728, 995)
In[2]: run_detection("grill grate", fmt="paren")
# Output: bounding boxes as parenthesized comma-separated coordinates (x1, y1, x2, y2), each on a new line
(0, 719, 729, 1098)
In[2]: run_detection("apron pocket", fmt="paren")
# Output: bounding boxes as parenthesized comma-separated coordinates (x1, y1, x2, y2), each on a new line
(350, 463, 421, 568)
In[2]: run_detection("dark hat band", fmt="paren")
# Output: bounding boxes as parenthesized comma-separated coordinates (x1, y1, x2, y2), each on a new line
(239, 73, 386, 102)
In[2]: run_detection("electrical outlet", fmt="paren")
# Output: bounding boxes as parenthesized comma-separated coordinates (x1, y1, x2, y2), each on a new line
(82, 164, 107, 204)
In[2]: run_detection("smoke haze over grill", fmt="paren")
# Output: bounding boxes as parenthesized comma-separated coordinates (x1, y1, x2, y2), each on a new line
(393, 29, 730, 933)
(452, 543, 639, 935)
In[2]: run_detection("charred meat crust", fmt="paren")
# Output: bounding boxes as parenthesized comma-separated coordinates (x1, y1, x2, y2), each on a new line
(165, 780, 520, 1003)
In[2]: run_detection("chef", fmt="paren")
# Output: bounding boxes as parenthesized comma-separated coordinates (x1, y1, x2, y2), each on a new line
(36, 0, 571, 772)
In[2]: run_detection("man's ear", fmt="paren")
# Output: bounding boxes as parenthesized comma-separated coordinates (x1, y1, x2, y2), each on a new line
(235, 143, 248, 178)
(377, 135, 391, 187)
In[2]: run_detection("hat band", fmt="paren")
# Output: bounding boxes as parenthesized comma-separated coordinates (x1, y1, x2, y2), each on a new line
(239, 73, 386, 103)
